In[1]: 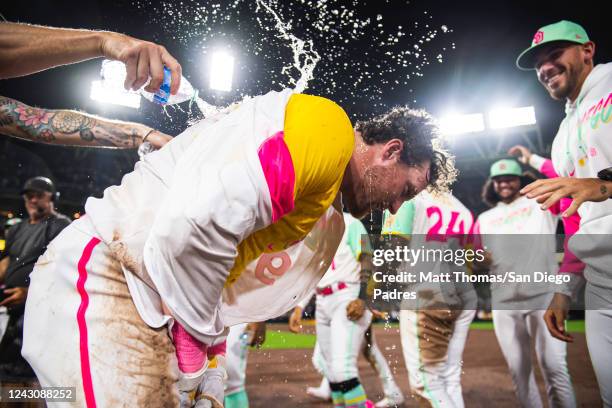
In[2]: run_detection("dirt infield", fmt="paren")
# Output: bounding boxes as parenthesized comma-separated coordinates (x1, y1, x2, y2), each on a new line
(245, 323, 601, 407)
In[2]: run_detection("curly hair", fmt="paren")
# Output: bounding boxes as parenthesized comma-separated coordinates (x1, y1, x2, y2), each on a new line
(481, 171, 539, 207)
(355, 106, 457, 193)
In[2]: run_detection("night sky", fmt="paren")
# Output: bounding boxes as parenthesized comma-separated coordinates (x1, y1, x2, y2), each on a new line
(0, 0, 608, 223)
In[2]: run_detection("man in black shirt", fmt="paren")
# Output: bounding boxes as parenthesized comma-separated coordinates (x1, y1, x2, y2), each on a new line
(0, 176, 70, 384)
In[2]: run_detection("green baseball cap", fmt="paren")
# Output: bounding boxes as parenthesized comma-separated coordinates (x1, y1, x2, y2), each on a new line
(490, 159, 522, 178)
(516, 20, 589, 70)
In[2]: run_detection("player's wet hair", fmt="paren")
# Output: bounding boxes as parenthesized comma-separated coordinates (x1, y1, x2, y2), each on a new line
(481, 171, 539, 207)
(355, 107, 457, 193)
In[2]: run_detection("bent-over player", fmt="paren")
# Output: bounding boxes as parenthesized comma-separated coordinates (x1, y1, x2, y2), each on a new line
(22, 91, 453, 406)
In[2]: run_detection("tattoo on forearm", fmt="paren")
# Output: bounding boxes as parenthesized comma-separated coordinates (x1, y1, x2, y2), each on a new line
(96, 125, 141, 148)
(1, 95, 141, 147)
(601, 185, 608, 196)
(0, 113, 13, 127)
(50, 111, 97, 142)
(1, 96, 56, 142)
(0, 96, 16, 127)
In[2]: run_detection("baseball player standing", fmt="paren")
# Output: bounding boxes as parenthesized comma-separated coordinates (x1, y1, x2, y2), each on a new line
(517, 20, 612, 406)
(300, 323, 405, 408)
(382, 190, 476, 408)
(477, 159, 576, 408)
(290, 211, 404, 408)
(508, 145, 585, 298)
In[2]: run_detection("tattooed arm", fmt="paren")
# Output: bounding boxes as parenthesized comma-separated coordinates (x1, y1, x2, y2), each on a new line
(0, 22, 181, 94)
(0, 95, 172, 148)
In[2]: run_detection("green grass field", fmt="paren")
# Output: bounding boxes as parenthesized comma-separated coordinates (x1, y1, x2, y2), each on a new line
(259, 330, 317, 349)
(469, 319, 585, 333)
(259, 320, 585, 350)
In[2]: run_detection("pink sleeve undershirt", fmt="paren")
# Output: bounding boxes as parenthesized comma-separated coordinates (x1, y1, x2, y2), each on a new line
(537, 158, 584, 274)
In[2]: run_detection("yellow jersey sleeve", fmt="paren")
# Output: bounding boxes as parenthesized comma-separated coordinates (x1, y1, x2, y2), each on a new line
(227, 93, 354, 285)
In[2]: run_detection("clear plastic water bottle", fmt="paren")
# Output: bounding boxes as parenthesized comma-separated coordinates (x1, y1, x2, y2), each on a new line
(140, 67, 199, 105)
(100, 60, 197, 105)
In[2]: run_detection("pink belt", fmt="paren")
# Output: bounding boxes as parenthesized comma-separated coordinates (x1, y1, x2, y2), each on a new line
(316, 282, 347, 296)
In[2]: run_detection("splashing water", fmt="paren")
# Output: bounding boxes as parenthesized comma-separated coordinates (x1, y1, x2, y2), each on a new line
(255, 0, 320, 93)
(130, 0, 455, 116)
(108, 0, 324, 130)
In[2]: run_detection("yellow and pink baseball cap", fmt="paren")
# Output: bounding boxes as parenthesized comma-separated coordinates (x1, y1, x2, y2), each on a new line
(516, 20, 589, 70)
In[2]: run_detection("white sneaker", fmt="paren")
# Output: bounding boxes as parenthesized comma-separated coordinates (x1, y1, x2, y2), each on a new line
(306, 385, 331, 401)
(375, 393, 405, 408)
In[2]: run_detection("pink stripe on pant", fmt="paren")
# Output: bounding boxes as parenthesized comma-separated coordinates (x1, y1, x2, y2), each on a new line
(76, 237, 101, 408)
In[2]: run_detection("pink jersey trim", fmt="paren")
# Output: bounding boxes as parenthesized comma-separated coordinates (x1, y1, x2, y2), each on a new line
(257, 131, 296, 222)
(538, 158, 584, 274)
(171, 322, 208, 373)
(207, 340, 227, 357)
(538, 158, 558, 179)
(76, 237, 101, 408)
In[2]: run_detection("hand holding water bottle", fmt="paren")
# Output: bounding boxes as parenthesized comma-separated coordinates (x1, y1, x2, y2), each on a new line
(99, 31, 182, 95)
(101, 60, 220, 115)
(100, 60, 190, 104)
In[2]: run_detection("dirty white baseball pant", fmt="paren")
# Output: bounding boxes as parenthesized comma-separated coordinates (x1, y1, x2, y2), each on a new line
(312, 326, 402, 397)
(363, 328, 403, 400)
(225, 323, 249, 396)
(585, 282, 612, 407)
(312, 329, 402, 400)
(312, 341, 327, 376)
(400, 308, 474, 408)
(315, 284, 372, 383)
(492, 309, 576, 408)
(22, 218, 179, 407)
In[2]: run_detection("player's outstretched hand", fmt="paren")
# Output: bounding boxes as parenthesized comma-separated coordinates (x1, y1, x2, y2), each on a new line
(288, 307, 303, 333)
(99, 32, 182, 95)
(346, 299, 366, 321)
(522, 177, 612, 217)
(508, 145, 532, 164)
(543, 293, 574, 343)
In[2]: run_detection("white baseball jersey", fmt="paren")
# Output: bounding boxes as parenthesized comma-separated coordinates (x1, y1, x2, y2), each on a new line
(84, 90, 293, 340)
(83, 89, 354, 342)
(551, 62, 612, 289)
(382, 190, 475, 306)
(383, 190, 474, 238)
(221, 205, 344, 325)
(477, 195, 559, 304)
(317, 212, 371, 288)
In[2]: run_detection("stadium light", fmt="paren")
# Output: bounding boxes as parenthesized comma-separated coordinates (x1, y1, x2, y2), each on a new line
(89, 80, 141, 109)
(439, 113, 485, 136)
(209, 50, 235, 92)
(488, 106, 536, 129)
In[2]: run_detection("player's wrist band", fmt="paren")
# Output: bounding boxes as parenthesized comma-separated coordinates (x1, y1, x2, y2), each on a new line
(143, 129, 156, 143)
